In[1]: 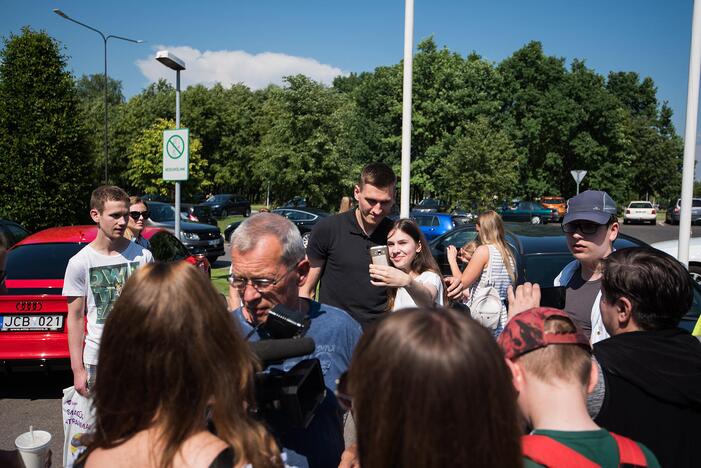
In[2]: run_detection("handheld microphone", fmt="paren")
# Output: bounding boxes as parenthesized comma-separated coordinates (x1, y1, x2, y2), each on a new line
(249, 336, 315, 364)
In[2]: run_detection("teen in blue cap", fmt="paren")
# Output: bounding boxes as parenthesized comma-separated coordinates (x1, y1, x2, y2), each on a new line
(554, 190, 619, 344)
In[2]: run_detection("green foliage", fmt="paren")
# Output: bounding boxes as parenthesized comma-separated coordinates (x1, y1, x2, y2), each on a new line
(0, 27, 93, 231)
(3, 29, 684, 216)
(125, 118, 211, 198)
(435, 117, 520, 209)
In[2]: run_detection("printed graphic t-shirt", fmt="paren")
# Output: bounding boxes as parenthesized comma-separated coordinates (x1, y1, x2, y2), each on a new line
(62, 242, 153, 365)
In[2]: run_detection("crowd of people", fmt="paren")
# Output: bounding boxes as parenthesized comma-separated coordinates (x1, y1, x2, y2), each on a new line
(54, 162, 701, 468)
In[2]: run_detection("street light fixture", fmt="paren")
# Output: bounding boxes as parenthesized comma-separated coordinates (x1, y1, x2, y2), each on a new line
(53, 8, 143, 184)
(156, 50, 186, 239)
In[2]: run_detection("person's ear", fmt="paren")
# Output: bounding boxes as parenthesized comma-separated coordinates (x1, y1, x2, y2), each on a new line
(616, 296, 634, 327)
(505, 358, 525, 393)
(353, 185, 361, 202)
(296, 258, 311, 287)
(416, 241, 422, 253)
(587, 358, 599, 395)
(90, 208, 100, 224)
(608, 221, 619, 242)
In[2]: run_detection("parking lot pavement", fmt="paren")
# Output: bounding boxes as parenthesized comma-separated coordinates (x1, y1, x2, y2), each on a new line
(618, 221, 701, 245)
(0, 371, 71, 464)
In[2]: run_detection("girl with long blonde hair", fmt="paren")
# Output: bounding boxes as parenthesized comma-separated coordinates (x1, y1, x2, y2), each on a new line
(459, 210, 516, 333)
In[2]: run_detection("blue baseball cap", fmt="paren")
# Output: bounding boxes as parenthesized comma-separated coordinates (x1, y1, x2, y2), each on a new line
(563, 190, 617, 225)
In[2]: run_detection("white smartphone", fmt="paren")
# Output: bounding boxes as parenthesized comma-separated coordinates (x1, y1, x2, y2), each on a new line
(369, 245, 389, 266)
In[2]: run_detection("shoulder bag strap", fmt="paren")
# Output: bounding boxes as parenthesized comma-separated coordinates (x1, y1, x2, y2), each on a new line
(522, 435, 599, 468)
(610, 433, 647, 467)
(484, 245, 494, 286)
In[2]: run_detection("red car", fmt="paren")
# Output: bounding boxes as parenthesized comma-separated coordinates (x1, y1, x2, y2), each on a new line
(0, 226, 210, 371)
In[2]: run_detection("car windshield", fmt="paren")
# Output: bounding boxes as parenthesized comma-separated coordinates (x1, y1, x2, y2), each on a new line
(629, 202, 653, 208)
(542, 198, 564, 204)
(207, 195, 229, 203)
(149, 204, 177, 222)
(5, 243, 84, 281)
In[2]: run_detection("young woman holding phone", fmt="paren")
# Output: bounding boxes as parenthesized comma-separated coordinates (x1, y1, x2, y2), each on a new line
(369, 218, 444, 311)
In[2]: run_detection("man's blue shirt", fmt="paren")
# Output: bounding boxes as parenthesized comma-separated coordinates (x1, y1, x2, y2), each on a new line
(233, 299, 361, 468)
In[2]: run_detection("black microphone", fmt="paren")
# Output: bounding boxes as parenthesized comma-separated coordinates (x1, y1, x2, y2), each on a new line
(249, 337, 315, 364)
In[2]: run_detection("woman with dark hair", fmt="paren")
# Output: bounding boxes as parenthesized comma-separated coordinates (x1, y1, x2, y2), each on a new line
(338, 307, 522, 468)
(124, 196, 151, 250)
(74, 262, 282, 468)
(369, 218, 444, 311)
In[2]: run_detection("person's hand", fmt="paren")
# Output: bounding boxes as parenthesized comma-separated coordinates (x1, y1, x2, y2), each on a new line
(446, 245, 458, 264)
(444, 275, 464, 300)
(73, 367, 89, 397)
(338, 444, 360, 468)
(507, 283, 541, 321)
(369, 264, 410, 288)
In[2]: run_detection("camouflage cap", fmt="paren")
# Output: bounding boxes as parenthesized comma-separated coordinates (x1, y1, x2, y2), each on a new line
(497, 307, 591, 360)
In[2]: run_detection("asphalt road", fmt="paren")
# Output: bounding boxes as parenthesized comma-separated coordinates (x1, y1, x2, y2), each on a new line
(1, 219, 697, 463)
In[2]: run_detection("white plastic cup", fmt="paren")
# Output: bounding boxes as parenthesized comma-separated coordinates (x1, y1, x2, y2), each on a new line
(14, 430, 51, 468)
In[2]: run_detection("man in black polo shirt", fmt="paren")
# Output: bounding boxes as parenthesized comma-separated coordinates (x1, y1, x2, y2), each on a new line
(302, 163, 396, 329)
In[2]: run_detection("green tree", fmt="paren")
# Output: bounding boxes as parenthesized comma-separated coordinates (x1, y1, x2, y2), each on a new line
(125, 118, 210, 199)
(436, 117, 520, 209)
(0, 27, 93, 230)
(75, 73, 125, 183)
(253, 75, 354, 209)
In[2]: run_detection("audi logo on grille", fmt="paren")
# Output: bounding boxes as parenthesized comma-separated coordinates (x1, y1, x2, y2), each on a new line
(15, 301, 43, 312)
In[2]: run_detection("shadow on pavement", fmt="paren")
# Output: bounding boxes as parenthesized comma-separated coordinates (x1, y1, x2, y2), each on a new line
(0, 370, 72, 399)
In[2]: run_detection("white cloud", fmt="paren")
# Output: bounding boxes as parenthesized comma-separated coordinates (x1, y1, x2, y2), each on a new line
(136, 45, 346, 90)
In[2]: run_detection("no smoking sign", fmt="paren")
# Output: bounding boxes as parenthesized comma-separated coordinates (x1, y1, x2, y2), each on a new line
(162, 128, 189, 181)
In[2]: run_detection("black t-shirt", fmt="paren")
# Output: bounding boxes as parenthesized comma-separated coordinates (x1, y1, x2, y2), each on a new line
(564, 267, 600, 340)
(306, 209, 394, 328)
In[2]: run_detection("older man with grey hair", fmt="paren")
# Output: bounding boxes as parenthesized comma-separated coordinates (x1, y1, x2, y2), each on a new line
(230, 212, 362, 468)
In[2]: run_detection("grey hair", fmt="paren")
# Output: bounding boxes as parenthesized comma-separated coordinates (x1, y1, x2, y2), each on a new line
(231, 212, 305, 267)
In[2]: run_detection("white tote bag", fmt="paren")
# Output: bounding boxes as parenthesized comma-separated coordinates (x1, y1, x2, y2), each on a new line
(62, 386, 95, 468)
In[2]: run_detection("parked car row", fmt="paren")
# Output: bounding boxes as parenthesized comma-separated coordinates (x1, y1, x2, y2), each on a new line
(146, 202, 224, 264)
(225, 207, 330, 248)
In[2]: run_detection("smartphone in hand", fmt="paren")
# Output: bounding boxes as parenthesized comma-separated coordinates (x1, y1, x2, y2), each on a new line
(369, 245, 389, 266)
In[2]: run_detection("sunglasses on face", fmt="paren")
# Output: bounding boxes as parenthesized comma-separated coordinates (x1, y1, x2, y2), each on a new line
(129, 211, 149, 221)
(561, 222, 603, 235)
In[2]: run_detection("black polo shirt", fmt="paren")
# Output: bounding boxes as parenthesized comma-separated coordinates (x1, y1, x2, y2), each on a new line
(307, 209, 394, 328)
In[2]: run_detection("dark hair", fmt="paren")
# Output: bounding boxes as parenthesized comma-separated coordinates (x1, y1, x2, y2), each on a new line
(347, 308, 522, 468)
(90, 185, 129, 212)
(89, 262, 282, 468)
(386, 218, 443, 310)
(601, 247, 693, 330)
(359, 162, 397, 189)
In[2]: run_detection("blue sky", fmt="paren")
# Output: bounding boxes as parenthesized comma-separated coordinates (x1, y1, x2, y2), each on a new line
(3, 0, 699, 175)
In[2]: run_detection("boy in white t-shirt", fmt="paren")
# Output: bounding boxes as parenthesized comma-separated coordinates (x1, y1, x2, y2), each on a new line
(62, 186, 153, 396)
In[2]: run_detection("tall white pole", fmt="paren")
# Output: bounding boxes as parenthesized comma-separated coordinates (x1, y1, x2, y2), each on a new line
(400, 0, 414, 219)
(679, 0, 701, 267)
(175, 70, 181, 239)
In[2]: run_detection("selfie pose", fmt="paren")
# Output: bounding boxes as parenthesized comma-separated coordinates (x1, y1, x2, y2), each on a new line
(369, 219, 444, 311)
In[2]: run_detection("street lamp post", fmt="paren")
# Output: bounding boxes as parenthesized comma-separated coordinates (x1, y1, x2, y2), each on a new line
(156, 51, 186, 239)
(53, 9, 142, 184)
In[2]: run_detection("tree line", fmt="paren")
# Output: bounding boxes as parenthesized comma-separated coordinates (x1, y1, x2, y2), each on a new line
(0, 28, 684, 230)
